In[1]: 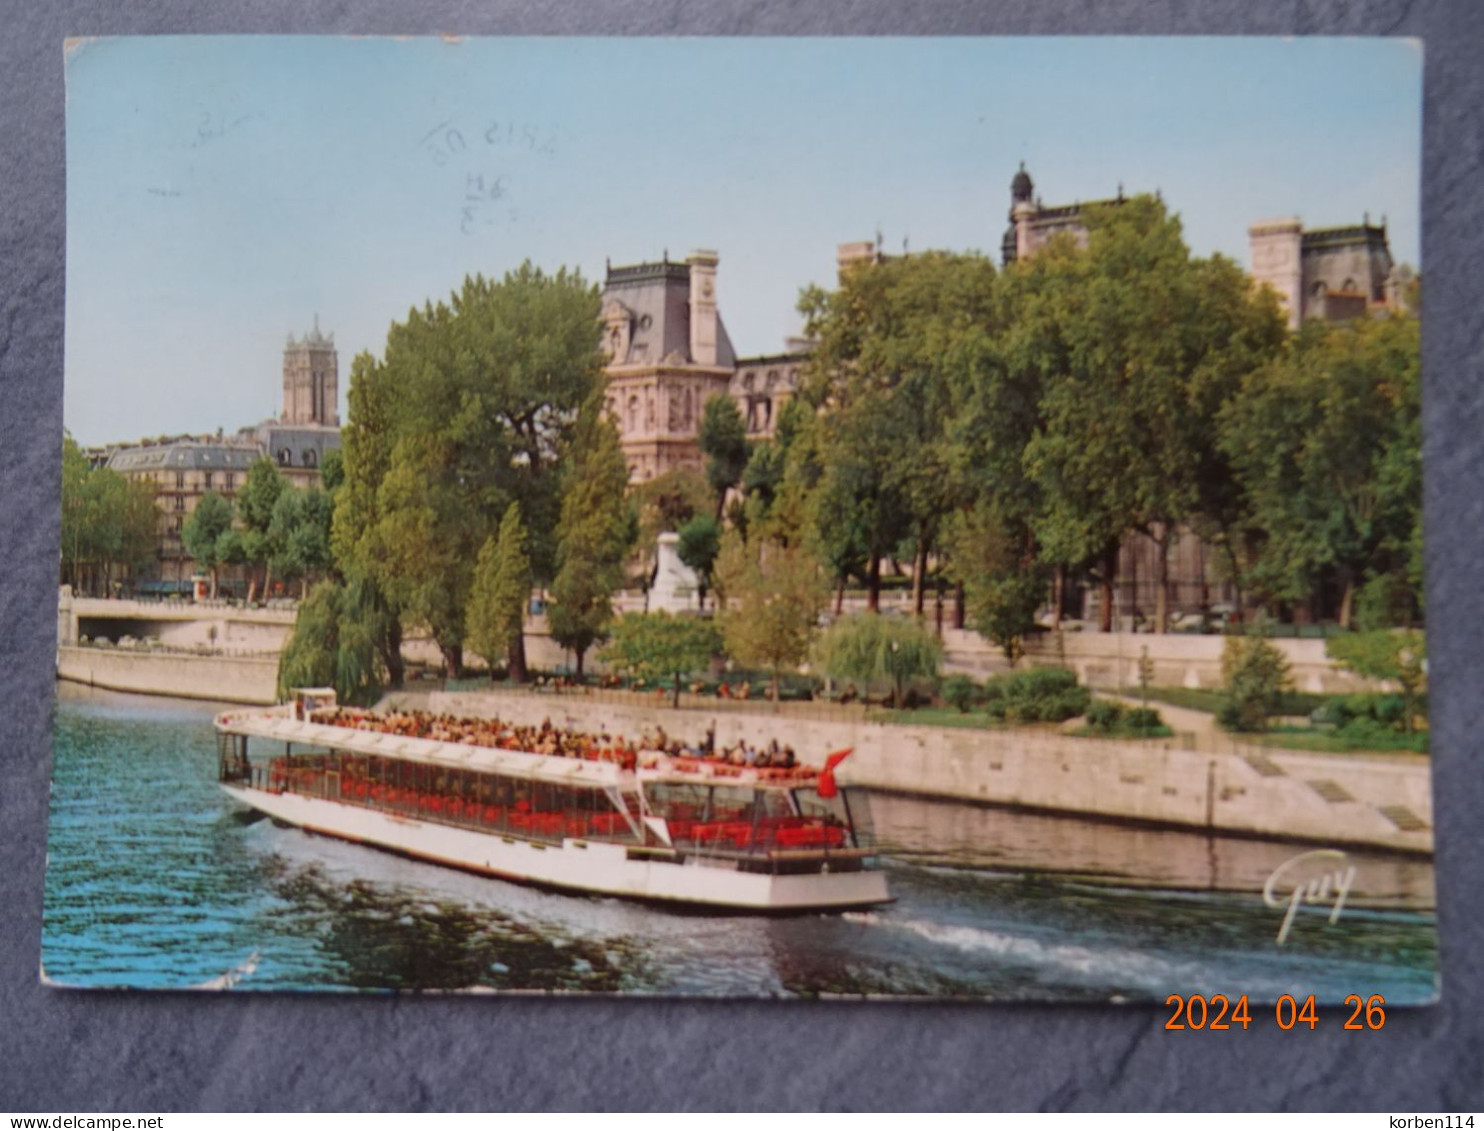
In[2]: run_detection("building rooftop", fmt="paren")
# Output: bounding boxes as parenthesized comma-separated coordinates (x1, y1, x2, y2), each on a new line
(107, 438, 263, 473)
(601, 256, 737, 369)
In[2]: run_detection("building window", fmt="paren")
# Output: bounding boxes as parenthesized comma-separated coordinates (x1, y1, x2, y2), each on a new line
(176, 471, 185, 490)
(224, 473, 235, 493)
(277, 448, 291, 466)
(303, 449, 317, 468)
(175, 495, 185, 512)
(203, 472, 213, 490)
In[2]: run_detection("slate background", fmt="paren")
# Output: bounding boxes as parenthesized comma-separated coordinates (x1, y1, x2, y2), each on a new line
(2, 0, 1481, 1112)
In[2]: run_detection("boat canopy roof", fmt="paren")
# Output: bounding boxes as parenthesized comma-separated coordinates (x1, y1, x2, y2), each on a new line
(217, 709, 628, 788)
(215, 709, 825, 792)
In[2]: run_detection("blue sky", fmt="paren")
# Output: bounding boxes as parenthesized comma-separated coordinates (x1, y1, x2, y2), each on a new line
(64, 36, 1422, 446)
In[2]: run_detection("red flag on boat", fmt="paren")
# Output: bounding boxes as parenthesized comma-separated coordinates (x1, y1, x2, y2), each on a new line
(817, 747, 854, 799)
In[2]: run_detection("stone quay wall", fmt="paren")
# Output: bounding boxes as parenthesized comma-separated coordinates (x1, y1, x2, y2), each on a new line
(56, 645, 279, 705)
(58, 591, 297, 652)
(417, 688, 1432, 855)
(945, 628, 1381, 694)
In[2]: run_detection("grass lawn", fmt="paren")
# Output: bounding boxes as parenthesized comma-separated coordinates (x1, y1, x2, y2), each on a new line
(1256, 726, 1429, 755)
(1070, 724, 1175, 741)
(1122, 686, 1331, 716)
(866, 707, 1002, 729)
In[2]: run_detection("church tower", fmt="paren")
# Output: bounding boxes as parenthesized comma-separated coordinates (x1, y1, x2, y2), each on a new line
(282, 316, 339, 426)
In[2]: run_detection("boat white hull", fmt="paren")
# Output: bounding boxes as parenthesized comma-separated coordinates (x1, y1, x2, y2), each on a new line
(222, 785, 892, 912)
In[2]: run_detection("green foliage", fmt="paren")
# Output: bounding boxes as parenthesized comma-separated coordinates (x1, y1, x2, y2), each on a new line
(697, 394, 750, 512)
(631, 468, 712, 553)
(59, 434, 158, 595)
(1219, 312, 1421, 624)
(941, 673, 979, 713)
(1219, 630, 1293, 732)
(332, 264, 604, 671)
(1022, 197, 1287, 632)
(465, 503, 532, 674)
(181, 491, 234, 597)
(813, 612, 944, 705)
(277, 576, 393, 707)
(980, 666, 1091, 723)
(237, 457, 286, 536)
(676, 514, 722, 601)
(947, 499, 1046, 661)
(1125, 707, 1163, 731)
(1084, 699, 1124, 730)
(319, 447, 345, 494)
(267, 487, 334, 594)
(1326, 629, 1426, 733)
(599, 611, 721, 707)
(799, 252, 999, 611)
(548, 394, 634, 676)
(715, 532, 829, 700)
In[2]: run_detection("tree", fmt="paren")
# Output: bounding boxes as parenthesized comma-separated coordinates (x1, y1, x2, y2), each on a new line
(945, 498, 1046, 663)
(1220, 311, 1421, 627)
(714, 532, 828, 701)
(333, 264, 605, 675)
(182, 490, 234, 598)
(319, 447, 345, 493)
(813, 613, 944, 707)
(59, 435, 158, 596)
(1218, 628, 1292, 732)
(697, 394, 749, 517)
(1022, 197, 1286, 633)
(1327, 629, 1426, 734)
(599, 612, 721, 708)
(277, 576, 395, 707)
(466, 503, 532, 678)
(268, 487, 334, 598)
(677, 514, 722, 606)
(799, 252, 999, 615)
(547, 393, 634, 679)
(330, 351, 406, 688)
(237, 458, 286, 600)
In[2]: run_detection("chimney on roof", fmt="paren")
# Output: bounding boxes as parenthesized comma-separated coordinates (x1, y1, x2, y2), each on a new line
(687, 249, 720, 367)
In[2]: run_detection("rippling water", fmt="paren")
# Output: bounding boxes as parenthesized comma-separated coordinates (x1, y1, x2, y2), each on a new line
(42, 684, 1439, 1002)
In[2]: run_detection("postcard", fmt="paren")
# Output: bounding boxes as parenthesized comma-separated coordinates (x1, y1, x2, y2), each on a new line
(48, 36, 1435, 1005)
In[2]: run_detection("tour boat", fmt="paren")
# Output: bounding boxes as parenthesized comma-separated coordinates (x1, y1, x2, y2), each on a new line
(215, 689, 892, 913)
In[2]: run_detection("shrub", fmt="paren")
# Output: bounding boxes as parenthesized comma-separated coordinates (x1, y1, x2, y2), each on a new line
(980, 667, 1088, 724)
(1220, 630, 1292, 732)
(1042, 687, 1093, 721)
(1125, 707, 1164, 731)
(1372, 694, 1407, 727)
(1216, 701, 1246, 732)
(942, 674, 980, 713)
(1085, 699, 1124, 730)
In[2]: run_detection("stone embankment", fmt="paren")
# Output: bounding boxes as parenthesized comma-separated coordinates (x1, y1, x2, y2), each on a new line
(414, 688, 1432, 855)
(948, 628, 1380, 694)
(56, 645, 279, 705)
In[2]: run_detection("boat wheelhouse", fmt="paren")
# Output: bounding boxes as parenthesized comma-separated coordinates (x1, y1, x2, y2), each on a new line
(216, 690, 892, 913)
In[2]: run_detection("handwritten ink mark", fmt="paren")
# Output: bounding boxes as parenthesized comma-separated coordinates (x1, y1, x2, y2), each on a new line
(190, 110, 255, 150)
(1262, 849, 1357, 945)
(147, 187, 183, 198)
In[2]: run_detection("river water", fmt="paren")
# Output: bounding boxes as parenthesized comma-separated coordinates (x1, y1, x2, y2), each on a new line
(42, 684, 1439, 1002)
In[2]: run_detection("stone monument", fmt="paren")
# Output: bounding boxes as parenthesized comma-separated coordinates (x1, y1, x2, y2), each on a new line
(649, 532, 700, 613)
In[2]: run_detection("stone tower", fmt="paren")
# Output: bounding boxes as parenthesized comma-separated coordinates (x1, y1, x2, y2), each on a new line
(1247, 219, 1305, 330)
(282, 316, 339, 426)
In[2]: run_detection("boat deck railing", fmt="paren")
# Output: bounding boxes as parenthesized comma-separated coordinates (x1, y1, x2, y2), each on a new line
(221, 751, 862, 869)
(229, 758, 644, 847)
